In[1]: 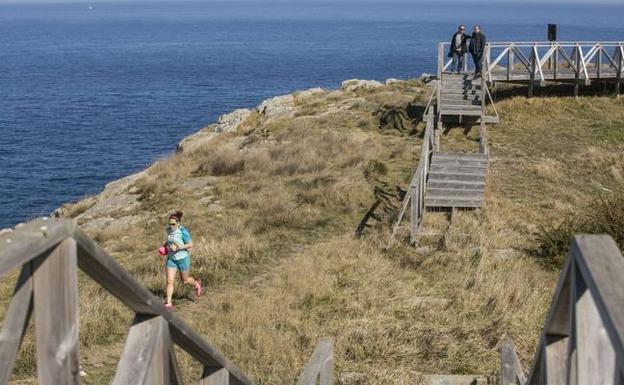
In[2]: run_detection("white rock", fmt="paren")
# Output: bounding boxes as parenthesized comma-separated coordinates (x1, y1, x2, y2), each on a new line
(385, 78, 401, 85)
(340, 79, 383, 92)
(213, 108, 252, 133)
(295, 87, 326, 99)
(256, 94, 296, 122)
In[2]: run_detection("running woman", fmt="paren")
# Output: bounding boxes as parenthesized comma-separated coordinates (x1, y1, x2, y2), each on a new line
(163, 211, 201, 309)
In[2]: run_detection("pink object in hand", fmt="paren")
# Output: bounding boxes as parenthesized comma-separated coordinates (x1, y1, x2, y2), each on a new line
(158, 246, 167, 256)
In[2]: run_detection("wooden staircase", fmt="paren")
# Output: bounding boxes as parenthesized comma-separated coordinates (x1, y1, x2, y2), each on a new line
(438, 73, 483, 118)
(425, 151, 487, 209)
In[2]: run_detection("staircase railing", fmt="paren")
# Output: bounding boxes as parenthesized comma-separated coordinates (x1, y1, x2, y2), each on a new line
(390, 105, 436, 245)
(0, 218, 255, 385)
(501, 234, 624, 385)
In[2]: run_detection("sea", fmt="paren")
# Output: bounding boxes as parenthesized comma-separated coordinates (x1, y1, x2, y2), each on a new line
(1, 0, 623, 229)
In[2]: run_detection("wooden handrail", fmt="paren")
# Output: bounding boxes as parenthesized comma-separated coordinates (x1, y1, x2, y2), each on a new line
(389, 105, 435, 244)
(524, 234, 624, 384)
(0, 217, 254, 385)
(296, 338, 334, 385)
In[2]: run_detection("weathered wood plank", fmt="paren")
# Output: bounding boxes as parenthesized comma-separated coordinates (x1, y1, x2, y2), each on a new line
(33, 237, 81, 385)
(0, 218, 73, 278)
(574, 261, 618, 385)
(501, 338, 526, 385)
(525, 257, 573, 384)
(296, 338, 334, 385)
(544, 335, 568, 385)
(427, 172, 486, 182)
(113, 315, 169, 385)
(170, 345, 184, 385)
(201, 367, 229, 385)
(0, 262, 35, 383)
(424, 199, 484, 208)
(571, 235, 624, 361)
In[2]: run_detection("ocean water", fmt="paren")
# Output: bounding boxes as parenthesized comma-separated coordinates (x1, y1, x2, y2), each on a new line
(1, 1, 623, 228)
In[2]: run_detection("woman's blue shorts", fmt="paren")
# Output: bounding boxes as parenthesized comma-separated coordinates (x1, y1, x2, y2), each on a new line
(166, 256, 191, 272)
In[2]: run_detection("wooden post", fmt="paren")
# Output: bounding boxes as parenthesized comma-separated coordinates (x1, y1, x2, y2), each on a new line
(554, 46, 559, 80)
(616, 45, 622, 96)
(500, 338, 526, 385)
(574, 263, 618, 385)
(113, 315, 170, 385)
(507, 47, 514, 81)
(201, 367, 230, 385)
(33, 237, 81, 385)
(0, 262, 34, 383)
(437, 42, 444, 79)
(410, 181, 418, 245)
(528, 47, 535, 98)
(596, 45, 602, 79)
(574, 45, 580, 98)
(296, 338, 334, 385)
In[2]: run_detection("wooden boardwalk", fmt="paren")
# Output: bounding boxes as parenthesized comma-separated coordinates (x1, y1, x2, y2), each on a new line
(440, 41, 624, 96)
(394, 40, 623, 245)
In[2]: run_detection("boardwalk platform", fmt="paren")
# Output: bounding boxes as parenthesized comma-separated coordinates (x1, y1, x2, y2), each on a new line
(440, 41, 624, 96)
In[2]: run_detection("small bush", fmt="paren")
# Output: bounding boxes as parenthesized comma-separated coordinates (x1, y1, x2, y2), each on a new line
(532, 188, 624, 269)
(197, 147, 245, 176)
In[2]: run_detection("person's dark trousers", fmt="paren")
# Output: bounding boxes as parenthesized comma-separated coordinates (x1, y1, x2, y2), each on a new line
(452, 52, 464, 73)
(472, 52, 483, 75)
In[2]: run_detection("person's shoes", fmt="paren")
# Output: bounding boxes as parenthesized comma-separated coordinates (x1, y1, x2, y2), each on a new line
(194, 279, 202, 298)
(164, 303, 174, 310)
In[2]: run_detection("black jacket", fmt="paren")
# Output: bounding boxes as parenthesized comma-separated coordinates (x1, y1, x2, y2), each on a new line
(469, 32, 486, 54)
(449, 32, 469, 55)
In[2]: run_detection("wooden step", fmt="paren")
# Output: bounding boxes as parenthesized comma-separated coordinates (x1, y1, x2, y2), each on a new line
(429, 164, 487, 173)
(440, 110, 483, 116)
(427, 180, 485, 190)
(432, 161, 489, 169)
(424, 197, 484, 208)
(425, 374, 489, 385)
(428, 172, 486, 182)
(426, 187, 484, 196)
(441, 90, 481, 96)
(441, 104, 482, 110)
(433, 152, 488, 160)
(440, 99, 481, 106)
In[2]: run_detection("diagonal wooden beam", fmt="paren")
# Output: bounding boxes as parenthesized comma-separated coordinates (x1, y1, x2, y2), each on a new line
(512, 46, 531, 70)
(489, 46, 511, 70)
(0, 218, 73, 279)
(33, 237, 81, 385)
(0, 262, 35, 383)
(557, 46, 577, 72)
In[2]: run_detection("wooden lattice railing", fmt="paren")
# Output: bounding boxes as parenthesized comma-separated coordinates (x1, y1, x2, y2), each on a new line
(501, 234, 624, 385)
(0, 217, 254, 385)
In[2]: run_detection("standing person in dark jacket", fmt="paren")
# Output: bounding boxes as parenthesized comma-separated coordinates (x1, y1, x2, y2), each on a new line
(469, 25, 487, 77)
(449, 25, 469, 73)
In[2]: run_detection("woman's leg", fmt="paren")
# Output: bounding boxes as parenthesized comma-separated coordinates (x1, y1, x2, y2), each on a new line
(179, 271, 196, 286)
(165, 267, 177, 305)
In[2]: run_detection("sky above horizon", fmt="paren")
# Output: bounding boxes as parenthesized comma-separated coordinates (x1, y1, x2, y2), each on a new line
(0, 0, 620, 3)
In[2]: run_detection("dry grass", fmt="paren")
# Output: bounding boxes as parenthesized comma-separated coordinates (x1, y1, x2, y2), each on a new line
(2, 82, 623, 384)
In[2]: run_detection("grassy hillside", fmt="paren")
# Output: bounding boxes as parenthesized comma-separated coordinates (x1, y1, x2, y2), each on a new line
(2, 80, 623, 384)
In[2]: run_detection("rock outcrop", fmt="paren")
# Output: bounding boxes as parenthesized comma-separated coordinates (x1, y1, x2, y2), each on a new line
(340, 79, 383, 92)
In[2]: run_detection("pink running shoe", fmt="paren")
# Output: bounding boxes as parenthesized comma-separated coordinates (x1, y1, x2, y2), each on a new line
(164, 303, 174, 310)
(194, 279, 202, 298)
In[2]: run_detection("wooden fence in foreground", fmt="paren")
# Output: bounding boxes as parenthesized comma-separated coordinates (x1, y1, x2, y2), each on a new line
(501, 234, 624, 385)
(0, 218, 334, 385)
